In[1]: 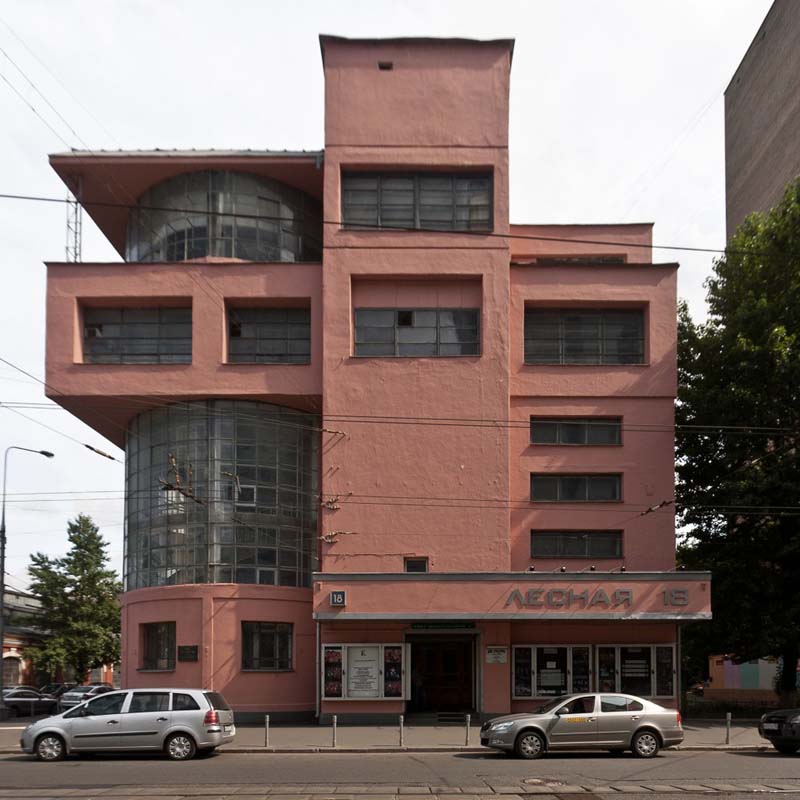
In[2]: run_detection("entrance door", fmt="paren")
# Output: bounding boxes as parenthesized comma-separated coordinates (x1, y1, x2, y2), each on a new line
(409, 637, 474, 712)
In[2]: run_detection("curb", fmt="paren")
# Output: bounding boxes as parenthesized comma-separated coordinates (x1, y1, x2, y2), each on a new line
(0, 744, 775, 755)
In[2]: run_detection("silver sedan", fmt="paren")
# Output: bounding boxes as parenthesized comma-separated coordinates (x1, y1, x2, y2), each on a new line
(480, 693, 683, 759)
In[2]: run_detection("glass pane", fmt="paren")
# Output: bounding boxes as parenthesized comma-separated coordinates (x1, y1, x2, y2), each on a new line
(598, 647, 617, 693)
(589, 532, 622, 558)
(531, 476, 558, 501)
(587, 421, 621, 445)
(383, 646, 403, 698)
(324, 647, 343, 698)
(531, 532, 559, 557)
(572, 647, 591, 692)
(559, 422, 586, 444)
(655, 646, 674, 696)
(514, 647, 533, 697)
(536, 647, 567, 696)
(620, 647, 652, 696)
(531, 420, 558, 444)
(559, 476, 587, 501)
(354, 309, 395, 326)
(588, 475, 620, 501)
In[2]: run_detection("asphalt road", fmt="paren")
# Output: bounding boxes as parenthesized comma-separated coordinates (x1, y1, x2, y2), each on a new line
(1, 749, 800, 789)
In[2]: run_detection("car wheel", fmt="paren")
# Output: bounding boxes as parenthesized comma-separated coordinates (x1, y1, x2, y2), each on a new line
(632, 730, 660, 759)
(514, 730, 545, 760)
(35, 734, 66, 762)
(774, 743, 800, 755)
(165, 732, 197, 761)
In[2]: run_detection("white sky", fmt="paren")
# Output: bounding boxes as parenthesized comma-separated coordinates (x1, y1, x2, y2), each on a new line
(0, 0, 773, 587)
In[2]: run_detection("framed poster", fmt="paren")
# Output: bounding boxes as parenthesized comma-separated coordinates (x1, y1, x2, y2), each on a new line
(347, 645, 380, 698)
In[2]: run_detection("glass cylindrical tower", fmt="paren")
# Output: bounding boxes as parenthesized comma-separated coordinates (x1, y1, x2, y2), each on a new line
(123, 400, 320, 591)
(126, 170, 322, 263)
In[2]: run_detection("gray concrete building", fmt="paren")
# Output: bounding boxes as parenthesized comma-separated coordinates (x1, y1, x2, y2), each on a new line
(725, 0, 800, 238)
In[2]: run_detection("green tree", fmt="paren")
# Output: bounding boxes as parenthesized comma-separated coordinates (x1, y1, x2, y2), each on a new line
(677, 178, 800, 699)
(24, 514, 121, 680)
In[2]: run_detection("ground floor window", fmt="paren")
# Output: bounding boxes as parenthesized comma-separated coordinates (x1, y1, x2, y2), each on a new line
(3, 656, 21, 685)
(141, 621, 176, 671)
(597, 644, 675, 697)
(323, 644, 406, 700)
(242, 622, 293, 671)
(514, 643, 675, 699)
(513, 645, 592, 698)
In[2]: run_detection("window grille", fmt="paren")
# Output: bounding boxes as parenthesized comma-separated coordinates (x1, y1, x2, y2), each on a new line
(241, 621, 293, 670)
(141, 621, 176, 670)
(524, 309, 644, 365)
(530, 474, 621, 502)
(530, 530, 623, 558)
(530, 417, 621, 445)
(83, 307, 191, 364)
(354, 308, 480, 357)
(342, 173, 492, 232)
(228, 308, 311, 364)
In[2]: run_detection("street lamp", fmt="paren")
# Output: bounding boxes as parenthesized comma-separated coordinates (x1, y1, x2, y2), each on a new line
(0, 446, 55, 720)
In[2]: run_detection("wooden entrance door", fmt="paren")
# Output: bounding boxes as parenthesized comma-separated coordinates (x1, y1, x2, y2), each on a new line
(410, 638, 474, 712)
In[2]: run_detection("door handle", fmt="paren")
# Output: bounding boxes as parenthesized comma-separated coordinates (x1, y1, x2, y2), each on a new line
(106, 720, 119, 725)
(588, 717, 596, 722)
(631, 716, 640, 720)
(156, 717, 168, 722)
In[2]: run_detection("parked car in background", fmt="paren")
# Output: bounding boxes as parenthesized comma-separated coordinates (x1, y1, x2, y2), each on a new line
(20, 688, 235, 761)
(58, 684, 114, 709)
(2, 685, 40, 695)
(759, 709, 800, 754)
(480, 693, 683, 759)
(2, 689, 59, 718)
(39, 683, 77, 699)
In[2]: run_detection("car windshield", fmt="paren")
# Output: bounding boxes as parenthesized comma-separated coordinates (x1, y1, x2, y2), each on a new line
(71, 686, 92, 693)
(535, 696, 571, 714)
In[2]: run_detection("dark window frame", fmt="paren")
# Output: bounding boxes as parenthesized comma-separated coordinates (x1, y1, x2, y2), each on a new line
(241, 621, 293, 672)
(140, 621, 176, 671)
(530, 473, 622, 503)
(354, 307, 480, 358)
(524, 308, 645, 365)
(530, 417, 622, 446)
(83, 307, 192, 365)
(341, 172, 493, 232)
(227, 307, 311, 365)
(404, 557, 429, 573)
(530, 530, 623, 559)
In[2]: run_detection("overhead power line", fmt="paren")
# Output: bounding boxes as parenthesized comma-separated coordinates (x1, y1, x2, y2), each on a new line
(1, 190, 799, 260)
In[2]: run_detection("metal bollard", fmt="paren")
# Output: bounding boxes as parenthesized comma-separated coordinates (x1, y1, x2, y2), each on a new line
(725, 711, 731, 745)
(333, 714, 338, 748)
(399, 714, 405, 747)
(264, 714, 270, 748)
(465, 713, 471, 746)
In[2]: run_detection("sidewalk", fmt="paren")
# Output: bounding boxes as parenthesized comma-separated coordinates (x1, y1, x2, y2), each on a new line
(0, 718, 768, 754)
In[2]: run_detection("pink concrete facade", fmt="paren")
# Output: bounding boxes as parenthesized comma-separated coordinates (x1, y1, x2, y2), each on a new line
(44, 35, 709, 722)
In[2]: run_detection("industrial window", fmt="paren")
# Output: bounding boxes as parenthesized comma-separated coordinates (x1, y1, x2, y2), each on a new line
(342, 172, 492, 232)
(83, 307, 192, 364)
(530, 417, 621, 445)
(354, 308, 480, 357)
(530, 474, 621, 502)
(530, 530, 623, 558)
(524, 309, 644, 365)
(228, 308, 311, 364)
(141, 621, 176, 670)
(404, 557, 429, 573)
(241, 621, 293, 671)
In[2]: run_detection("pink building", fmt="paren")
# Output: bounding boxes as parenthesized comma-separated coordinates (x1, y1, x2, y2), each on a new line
(44, 36, 710, 721)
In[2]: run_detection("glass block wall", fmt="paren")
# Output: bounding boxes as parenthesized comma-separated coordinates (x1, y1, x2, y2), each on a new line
(123, 400, 320, 591)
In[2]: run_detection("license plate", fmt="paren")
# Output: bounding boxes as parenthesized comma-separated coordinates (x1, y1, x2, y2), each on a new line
(764, 723, 779, 730)
(223, 724, 233, 733)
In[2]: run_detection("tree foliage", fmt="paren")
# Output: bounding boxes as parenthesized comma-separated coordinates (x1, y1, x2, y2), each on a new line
(24, 514, 121, 679)
(677, 178, 800, 697)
